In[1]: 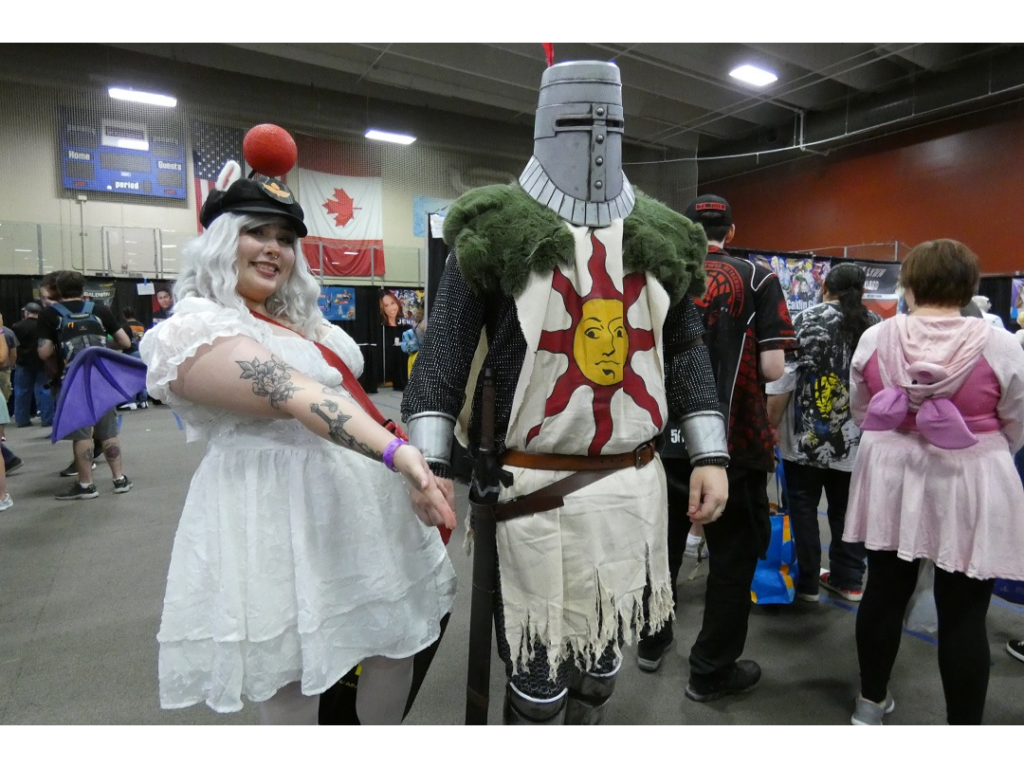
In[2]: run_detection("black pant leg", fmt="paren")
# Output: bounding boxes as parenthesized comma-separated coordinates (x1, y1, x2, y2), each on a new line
(688, 466, 763, 678)
(856, 549, 919, 702)
(933, 567, 995, 724)
(821, 469, 866, 589)
(783, 460, 826, 594)
(663, 458, 693, 606)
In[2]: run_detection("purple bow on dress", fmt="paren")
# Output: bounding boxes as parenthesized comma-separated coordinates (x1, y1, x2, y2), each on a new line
(861, 361, 978, 449)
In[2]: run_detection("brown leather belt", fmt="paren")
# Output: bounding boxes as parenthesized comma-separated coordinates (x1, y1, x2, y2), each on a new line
(482, 439, 659, 523)
(499, 438, 658, 472)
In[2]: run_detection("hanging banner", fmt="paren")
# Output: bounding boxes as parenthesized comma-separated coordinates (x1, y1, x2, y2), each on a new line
(83, 279, 116, 303)
(292, 133, 385, 278)
(854, 260, 902, 319)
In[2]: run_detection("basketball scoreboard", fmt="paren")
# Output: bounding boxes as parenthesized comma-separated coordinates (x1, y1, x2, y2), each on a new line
(59, 110, 187, 200)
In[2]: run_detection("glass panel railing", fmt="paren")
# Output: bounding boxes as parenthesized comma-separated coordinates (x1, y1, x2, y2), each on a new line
(0, 220, 43, 275)
(1, 219, 424, 283)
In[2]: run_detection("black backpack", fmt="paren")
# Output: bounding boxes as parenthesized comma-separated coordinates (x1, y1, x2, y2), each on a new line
(53, 300, 109, 368)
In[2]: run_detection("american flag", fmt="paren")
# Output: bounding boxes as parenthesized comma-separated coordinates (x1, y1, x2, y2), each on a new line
(191, 121, 245, 233)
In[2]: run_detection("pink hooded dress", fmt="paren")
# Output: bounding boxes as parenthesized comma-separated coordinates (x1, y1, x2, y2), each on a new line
(844, 315, 1024, 580)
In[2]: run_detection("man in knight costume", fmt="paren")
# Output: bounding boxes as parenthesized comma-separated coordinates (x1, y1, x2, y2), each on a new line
(402, 60, 730, 725)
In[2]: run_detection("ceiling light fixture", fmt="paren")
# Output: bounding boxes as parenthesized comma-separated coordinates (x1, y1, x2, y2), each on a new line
(108, 87, 177, 108)
(365, 129, 416, 145)
(729, 65, 778, 87)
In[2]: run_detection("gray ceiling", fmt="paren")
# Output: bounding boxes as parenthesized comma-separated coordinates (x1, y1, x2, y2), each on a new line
(109, 43, 1024, 160)
(5, 43, 1024, 181)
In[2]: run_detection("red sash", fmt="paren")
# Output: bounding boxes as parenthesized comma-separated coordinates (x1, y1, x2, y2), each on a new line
(250, 311, 407, 440)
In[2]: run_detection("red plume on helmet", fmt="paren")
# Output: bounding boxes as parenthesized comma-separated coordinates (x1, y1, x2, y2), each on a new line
(542, 44, 554, 67)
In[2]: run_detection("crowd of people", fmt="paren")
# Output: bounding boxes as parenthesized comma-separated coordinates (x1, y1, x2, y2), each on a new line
(3, 68, 1024, 725)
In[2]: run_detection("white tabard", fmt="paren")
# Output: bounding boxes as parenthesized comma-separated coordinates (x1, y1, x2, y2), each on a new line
(495, 219, 674, 677)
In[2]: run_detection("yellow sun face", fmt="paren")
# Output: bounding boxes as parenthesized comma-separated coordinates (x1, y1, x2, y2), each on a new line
(573, 298, 628, 386)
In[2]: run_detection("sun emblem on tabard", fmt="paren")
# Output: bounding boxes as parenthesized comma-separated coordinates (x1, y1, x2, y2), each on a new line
(526, 233, 663, 454)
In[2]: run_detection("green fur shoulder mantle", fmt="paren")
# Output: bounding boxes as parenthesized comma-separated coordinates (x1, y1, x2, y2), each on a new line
(442, 184, 708, 304)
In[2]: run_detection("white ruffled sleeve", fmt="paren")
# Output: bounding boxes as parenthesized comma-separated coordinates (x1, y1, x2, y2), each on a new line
(139, 299, 264, 403)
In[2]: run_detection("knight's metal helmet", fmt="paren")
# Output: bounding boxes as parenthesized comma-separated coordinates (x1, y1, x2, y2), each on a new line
(520, 60, 634, 227)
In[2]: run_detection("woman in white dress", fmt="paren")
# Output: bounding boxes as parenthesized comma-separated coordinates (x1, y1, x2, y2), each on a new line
(140, 152, 457, 724)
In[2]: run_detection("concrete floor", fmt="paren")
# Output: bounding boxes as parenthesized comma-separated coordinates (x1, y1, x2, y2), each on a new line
(2, 387, 1023, 729)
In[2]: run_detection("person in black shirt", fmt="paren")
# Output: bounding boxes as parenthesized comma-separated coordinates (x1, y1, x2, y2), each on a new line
(11, 302, 53, 427)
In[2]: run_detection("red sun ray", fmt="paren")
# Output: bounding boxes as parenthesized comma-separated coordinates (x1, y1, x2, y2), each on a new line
(525, 234, 663, 454)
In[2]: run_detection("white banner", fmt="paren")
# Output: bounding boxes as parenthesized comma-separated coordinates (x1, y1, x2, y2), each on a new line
(295, 168, 383, 242)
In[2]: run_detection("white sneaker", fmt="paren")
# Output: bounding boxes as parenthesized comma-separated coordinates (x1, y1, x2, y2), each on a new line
(851, 692, 895, 725)
(684, 534, 705, 559)
(0, 493, 13, 512)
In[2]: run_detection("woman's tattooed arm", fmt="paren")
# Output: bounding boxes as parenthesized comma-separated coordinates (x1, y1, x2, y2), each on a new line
(235, 356, 380, 459)
(309, 398, 382, 459)
(237, 355, 301, 409)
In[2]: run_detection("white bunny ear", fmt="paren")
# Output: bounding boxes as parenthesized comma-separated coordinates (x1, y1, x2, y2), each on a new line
(215, 160, 242, 191)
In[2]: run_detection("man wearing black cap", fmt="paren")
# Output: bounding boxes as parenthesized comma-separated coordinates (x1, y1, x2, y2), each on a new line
(640, 194, 796, 702)
(11, 301, 53, 427)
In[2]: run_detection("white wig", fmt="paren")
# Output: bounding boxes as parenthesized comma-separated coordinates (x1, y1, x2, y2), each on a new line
(175, 213, 323, 337)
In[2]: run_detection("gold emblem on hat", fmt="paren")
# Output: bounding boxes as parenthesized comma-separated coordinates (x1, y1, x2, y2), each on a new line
(260, 180, 293, 202)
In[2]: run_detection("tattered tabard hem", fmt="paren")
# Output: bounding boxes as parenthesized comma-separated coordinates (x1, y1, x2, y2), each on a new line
(501, 561, 675, 680)
(492, 460, 672, 681)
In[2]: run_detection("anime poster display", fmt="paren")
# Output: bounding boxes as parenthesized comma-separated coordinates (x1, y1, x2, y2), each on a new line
(1011, 279, 1024, 328)
(759, 255, 831, 314)
(318, 286, 357, 321)
(380, 288, 424, 328)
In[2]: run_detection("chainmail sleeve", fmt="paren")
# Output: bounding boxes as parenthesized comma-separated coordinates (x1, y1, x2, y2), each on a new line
(664, 296, 728, 466)
(664, 296, 719, 418)
(401, 253, 528, 478)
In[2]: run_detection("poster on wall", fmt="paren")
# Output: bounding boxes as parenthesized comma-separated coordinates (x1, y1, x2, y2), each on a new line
(380, 288, 424, 328)
(1011, 278, 1024, 327)
(318, 286, 357, 322)
(413, 196, 454, 237)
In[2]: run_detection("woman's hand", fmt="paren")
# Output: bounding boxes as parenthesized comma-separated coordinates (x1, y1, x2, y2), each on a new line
(392, 444, 457, 530)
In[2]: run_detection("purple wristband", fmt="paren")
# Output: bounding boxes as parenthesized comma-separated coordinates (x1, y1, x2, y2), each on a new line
(382, 438, 407, 472)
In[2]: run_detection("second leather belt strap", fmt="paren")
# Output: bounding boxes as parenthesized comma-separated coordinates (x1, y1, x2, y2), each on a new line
(488, 439, 658, 523)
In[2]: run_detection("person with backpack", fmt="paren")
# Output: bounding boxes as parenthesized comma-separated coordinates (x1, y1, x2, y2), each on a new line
(37, 270, 134, 500)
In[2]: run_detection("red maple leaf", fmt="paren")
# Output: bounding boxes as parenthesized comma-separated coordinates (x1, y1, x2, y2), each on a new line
(322, 188, 361, 227)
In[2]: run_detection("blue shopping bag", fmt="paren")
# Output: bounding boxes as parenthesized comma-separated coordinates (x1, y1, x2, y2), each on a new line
(993, 578, 1024, 605)
(750, 513, 801, 605)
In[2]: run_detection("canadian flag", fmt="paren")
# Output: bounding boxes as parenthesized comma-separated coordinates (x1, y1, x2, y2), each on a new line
(292, 134, 385, 277)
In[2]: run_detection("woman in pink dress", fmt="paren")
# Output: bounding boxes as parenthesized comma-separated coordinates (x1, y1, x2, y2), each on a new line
(844, 239, 1024, 725)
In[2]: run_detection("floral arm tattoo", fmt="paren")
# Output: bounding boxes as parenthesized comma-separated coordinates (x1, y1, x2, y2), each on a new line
(309, 397, 382, 460)
(237, 356, 301, 409)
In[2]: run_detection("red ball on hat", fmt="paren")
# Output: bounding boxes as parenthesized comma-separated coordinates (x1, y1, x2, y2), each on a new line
(243, 124, 298, 177)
